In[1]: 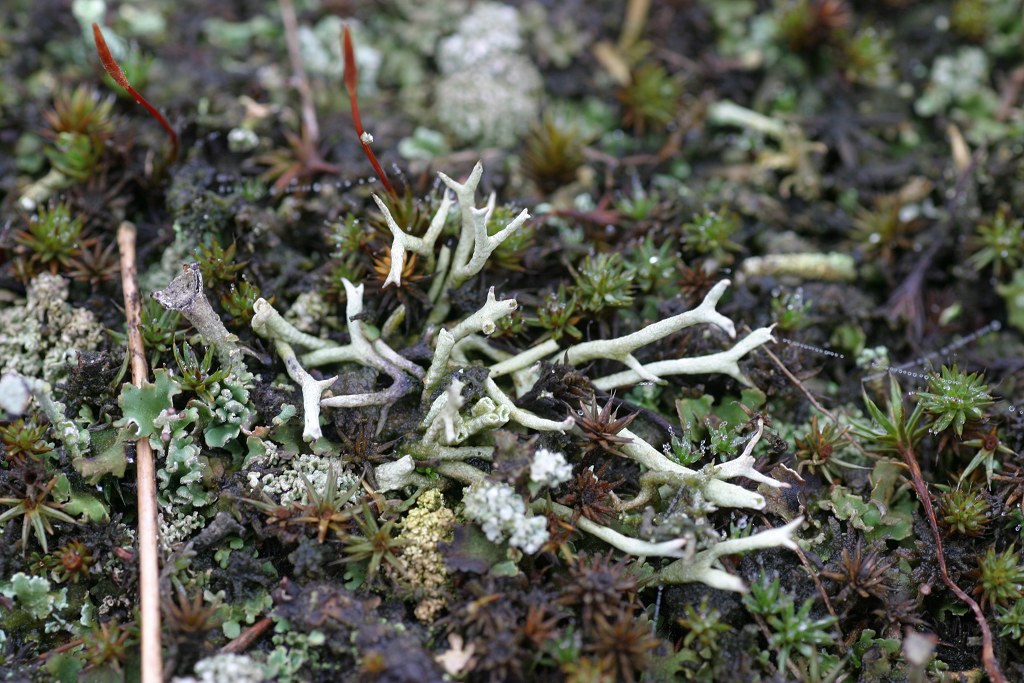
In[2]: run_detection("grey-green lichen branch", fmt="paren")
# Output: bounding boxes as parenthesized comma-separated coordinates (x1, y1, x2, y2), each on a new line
(437, 162, 529, 294)
(421, 377, 467, 446)
(591, 325, 776, 390)
(560, 279, 736, 379)
(657, 516, 804, 591)
(251, 279, 421, 440)
(485, 377, 574, 432)
(245, 160, 790, 592)
(432, 459, 688, 558)
(152, 263, 245, 365)
(547, 278, 774, 389)
(610, 422, 781, 511)
(274, 340, 336, 443)
(420, 377, 514, 447)
(373, 189, 453, 287)
(540, 500, 689, 558)
(612, 417, 783, 512)
(373, 161, 529, 324)
(423, 287, 517, 395)
(314, 280, 416, 409)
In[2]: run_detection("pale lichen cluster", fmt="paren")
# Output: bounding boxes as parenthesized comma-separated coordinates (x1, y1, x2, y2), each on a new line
(0, 273, 104, 384)
(463, 480, 550, 554)
(389, 489, 455, 622)
(244, 448, 358, 507)
(146, 161, 800, 592)
(172, 653, 266, 683)
(433, 2, 542, 147)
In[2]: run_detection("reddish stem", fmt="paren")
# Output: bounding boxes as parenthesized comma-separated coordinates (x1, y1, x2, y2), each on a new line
(92, 23, 179, 163)
(899, 443, 1005, 682)
(342, 25, 396, 199)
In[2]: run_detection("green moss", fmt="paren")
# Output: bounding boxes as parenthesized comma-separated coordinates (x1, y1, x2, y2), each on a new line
(572, 252, 635, 314)
(975, 546, 1024, 606)
(744, 575, 838, 673)
(939, 485, 992, 536)
(917, 364, 992, 437)
(996, 269, 1024, 333)
(681, 208, 742, 263)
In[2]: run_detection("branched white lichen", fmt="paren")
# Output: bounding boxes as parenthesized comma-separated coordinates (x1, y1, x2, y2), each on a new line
(540, 501, 688, 558)
(612, 426, 782, 510)
(251, 297, 333, 351)
(251, 300, 337, 441)
(438, 164, 530, 293)
(489, 339, 559, 378)
(247, 159, 790, 593)
(592, 325, 776, 390)
(545, 278, 773, 391)
(423, 287, 517, 395)
(421, 377, 466, 446)
(485, 377, 574, 432)
(381, 163, 530, 328)
(657, 517, 804, 591)
(449, 333, 510, 366)
(274, 340, 336, 443)
(441, 460, 690, 559)
(561, 280, 736, 381)
(374, 162, 529, 319)
(315, 279, 414, 408)
(461, 397, 510, 440)
(373, 190, 453, 287)
(711, 417, 783, 488)
(416, 377, 515, 467)
(252, 280, 417, 413)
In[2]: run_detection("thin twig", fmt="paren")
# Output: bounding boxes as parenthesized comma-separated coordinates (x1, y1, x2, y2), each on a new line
(764, 511, 840, 626)
(762, 344, 835, 421)
(118, 221, 163, 682)
(278, 0, 319, 146)
(219, 616, 274, 655)
(762, 343, 875, 462)
(36, 637, 84, 660)
(996, 64, 1024, 122)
